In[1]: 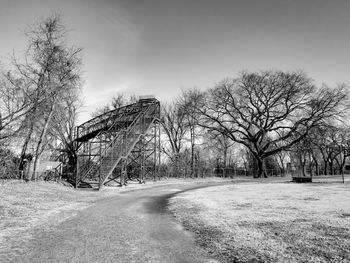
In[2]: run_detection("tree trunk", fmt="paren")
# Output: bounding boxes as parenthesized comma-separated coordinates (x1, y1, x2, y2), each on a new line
(335, 156, 342, 176)
(302, 161, 306, 177)
(341, 154, 346, 183)
(18, 123, 36, 180)
(299, 154, 306, 176)
(315, 160, 319, 176)
(313, 155, 319, 176)
(223, 146, 227, 178)
(190, 128, 194, 178)
(324, 160, 328, 175)
(308, 152, 313, 178)
(280, 165, 285, 177)
(174, 154, 179, 177)
(32, 102, 56, 179)
(18, 125, 34, 170)
(330, 160, 334, 175)
(341, 164, 345, 183)
(257, 157, 267, 178)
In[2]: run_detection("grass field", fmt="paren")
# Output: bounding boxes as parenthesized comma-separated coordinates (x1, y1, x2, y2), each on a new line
(0, 180, 120, 257)
(169, 180, 350, 263)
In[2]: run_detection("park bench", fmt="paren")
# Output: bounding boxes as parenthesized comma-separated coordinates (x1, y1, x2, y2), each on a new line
(292, 176, 312, 183)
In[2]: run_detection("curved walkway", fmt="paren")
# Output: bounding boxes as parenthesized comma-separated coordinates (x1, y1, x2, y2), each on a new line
(13, 182, 225, 263)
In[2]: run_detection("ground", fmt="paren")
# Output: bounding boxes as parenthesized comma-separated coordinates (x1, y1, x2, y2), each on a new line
(169, 177, 350, 263)
(1, 177, 349, 262)
(0, 178, 227, 262)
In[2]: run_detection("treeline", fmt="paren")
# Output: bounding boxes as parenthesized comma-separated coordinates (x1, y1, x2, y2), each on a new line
(97, 71, 349, 180)
(1, 15, 349, 181)
(0, 15, 82, 179)
(159, 71, 350, 179)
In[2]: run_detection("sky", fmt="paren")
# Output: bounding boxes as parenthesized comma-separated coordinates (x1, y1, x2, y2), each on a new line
(0, 0, 350, 124)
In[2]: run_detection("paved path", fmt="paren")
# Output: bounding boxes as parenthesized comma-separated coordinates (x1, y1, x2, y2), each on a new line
(15, 182, 225, 263)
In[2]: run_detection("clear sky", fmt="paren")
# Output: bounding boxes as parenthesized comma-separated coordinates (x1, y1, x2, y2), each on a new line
(1, 0, 350, 124)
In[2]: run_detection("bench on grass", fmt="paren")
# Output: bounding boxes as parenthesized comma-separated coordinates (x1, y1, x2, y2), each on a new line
(292, 176, 312, 183)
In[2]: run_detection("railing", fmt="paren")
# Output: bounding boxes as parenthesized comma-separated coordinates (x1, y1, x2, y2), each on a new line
(48, 142, 65, 161)
(41, 163, 63, 181)
(76, 99, 158, 141)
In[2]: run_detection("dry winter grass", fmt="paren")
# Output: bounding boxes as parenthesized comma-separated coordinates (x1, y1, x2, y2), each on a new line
(0, 177, 226, 259)
(0, 180, 120, 258)
(169, 179, 350, 263)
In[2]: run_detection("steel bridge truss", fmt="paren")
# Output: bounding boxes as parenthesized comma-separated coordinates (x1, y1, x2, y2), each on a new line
(73, 97, 161, 189)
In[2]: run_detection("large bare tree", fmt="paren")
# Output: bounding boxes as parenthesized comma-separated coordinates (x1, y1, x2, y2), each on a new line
(198, 70, 349, 177)
(11, 15, 82, 178)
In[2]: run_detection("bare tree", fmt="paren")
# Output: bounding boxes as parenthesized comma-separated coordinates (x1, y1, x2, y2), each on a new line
(179, 88, 204, 177)
(91, 105, 111, 118)
(198, 70, 349, 178)
(329, 126, 350, 182)
(0, 72, 39, 142)
(311, 125, 341, 175)
(111, 93, 138, 108)
(91, 93, 138, 117)
(160, 102, 188, 177)
(274, 149, 289, 176)
(291, 132, 316, 177)
(204, 131, 235, 177)
(11, 15, 82, 178)
(49, 89, 82, 168)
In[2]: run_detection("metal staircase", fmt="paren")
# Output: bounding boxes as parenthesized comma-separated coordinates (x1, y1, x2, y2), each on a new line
(74, 97, 160, 189)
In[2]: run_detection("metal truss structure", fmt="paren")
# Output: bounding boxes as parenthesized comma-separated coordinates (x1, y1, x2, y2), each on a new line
(72, 97, 161, 189)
